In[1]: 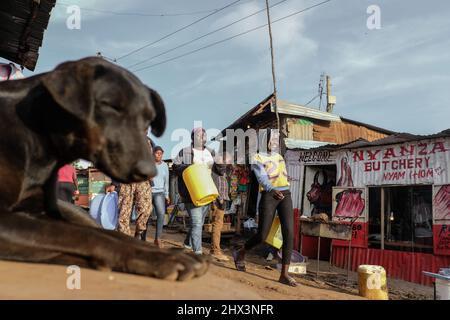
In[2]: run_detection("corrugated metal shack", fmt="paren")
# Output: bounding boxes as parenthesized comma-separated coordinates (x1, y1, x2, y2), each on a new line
(304, 129, 450, 285)
(0, 0, 56, 70)
(217, 94, 394, 251)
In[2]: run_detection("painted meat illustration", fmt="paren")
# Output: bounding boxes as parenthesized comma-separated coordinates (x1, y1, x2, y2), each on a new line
(434, 185, 450, 220)
(335, 189, 365, 218)
(306, 170, 333, 215)
(337, 157, 354, 187)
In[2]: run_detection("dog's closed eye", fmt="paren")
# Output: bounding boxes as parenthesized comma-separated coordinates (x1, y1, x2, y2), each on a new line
(98, 100, 122, 114)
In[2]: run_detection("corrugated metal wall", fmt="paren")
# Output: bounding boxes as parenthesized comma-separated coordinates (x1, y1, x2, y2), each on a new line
(332, 246, 450, 286)
(313, 121, 387, 144)
(286, 161, 303, 209)
(286, 118, 314, 140)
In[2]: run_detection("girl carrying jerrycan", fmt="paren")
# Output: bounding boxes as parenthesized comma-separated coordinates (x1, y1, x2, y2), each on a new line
(232, 129, 297, 287)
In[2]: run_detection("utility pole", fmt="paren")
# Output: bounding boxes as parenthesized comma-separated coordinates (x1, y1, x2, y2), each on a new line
(326, 75, 336, 113)
(318, 73, 325, 110)
(265, 0, 280, 130)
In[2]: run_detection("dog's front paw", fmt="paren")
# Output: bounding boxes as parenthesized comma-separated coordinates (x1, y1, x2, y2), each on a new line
(124, 247, 210, 281)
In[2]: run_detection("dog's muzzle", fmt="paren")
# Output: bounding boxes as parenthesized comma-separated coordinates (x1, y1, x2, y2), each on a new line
(130, 160, 155, 181)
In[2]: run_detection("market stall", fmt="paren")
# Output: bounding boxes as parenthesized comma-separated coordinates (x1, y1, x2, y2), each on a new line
(327, 131, 450, 285)
(75, 168, 111, 209)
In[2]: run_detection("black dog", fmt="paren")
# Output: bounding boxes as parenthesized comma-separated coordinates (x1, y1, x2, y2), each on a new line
(0, 57, 208, 281)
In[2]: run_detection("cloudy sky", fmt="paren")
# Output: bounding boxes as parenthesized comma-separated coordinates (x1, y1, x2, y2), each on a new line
(4, 0, 450, 154)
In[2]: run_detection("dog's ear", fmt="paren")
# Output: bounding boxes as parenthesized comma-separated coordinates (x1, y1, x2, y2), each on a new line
(41, 62, 94, 120)
(148, 88, 166, 137)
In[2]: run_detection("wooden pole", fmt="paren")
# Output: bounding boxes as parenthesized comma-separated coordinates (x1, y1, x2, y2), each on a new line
(326, 75, 332, 113)
(317, 236, 321, 278)
(381, 187, 385, 250)
(265, 0, 280, 131)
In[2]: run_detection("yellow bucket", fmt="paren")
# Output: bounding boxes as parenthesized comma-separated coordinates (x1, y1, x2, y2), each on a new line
(182, 164, 219, 207)
(358, 265, 389, 300)
(265, 216, 283, 249)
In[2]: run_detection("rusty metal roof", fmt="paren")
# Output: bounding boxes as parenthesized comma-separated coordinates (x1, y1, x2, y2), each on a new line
(219, 93, 395, 136)
(275, 99, 342, 122)
(0, 0, 56, 71)
(313, 129, 450, 151)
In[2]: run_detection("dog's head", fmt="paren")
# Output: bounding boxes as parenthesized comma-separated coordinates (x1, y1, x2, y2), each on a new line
(41, 57, 166, 183)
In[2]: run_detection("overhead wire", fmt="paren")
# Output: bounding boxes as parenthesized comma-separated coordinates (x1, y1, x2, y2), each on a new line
(304, 94, 319, 107)
(132, 0, 333, 73)
(126, 0, 290, 69)
(56, 0, 257, 17)
(116, 0, 243, 61)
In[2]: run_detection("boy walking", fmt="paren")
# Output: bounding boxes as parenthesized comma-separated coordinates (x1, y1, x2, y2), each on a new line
(210, 152, 232, 261)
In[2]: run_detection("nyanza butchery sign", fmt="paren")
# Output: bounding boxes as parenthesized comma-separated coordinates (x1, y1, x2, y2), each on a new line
(336, 138, 450, 187)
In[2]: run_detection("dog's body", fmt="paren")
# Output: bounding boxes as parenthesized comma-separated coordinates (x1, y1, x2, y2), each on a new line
(0, 57, 208, 281)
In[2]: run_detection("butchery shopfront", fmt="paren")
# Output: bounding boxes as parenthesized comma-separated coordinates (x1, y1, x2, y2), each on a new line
(329, 132, 450, 285)
(285, 149, 338, 260)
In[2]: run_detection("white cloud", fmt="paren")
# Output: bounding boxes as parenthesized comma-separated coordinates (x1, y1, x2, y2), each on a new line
(50, 0, 141, 22)
(32, 0, 450, 149)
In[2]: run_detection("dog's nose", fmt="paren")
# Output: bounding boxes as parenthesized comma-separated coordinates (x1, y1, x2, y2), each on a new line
(131, 161, 155, 180)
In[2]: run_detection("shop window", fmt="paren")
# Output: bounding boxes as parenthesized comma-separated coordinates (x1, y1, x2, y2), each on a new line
(368, 188, 382, 249)
(302, 165, 336, 218)
(368, 186, 433, 253)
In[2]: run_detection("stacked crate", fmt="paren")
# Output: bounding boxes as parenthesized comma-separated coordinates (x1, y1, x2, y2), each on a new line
(88, 169, 111, 203)
(75, 171, 89, 208)
(75, 168, 111, 208)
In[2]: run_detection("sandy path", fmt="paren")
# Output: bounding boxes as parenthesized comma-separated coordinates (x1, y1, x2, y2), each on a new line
(0, 225, 431, 300)
(0, 227, 362, 300)
(0, 261, 262, 300)
(0, 259, 361, 300)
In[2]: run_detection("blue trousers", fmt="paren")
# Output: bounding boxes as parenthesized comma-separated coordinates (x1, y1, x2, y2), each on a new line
(184, 203, 209, 254)
(152, 192, 166, 239)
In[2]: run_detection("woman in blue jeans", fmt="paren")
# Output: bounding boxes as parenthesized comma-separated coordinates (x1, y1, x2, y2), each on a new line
(173, 127, 215, 255)
(151, 146, 170, 248)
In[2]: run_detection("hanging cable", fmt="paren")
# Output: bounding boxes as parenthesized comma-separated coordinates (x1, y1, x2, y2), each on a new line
(116, 0, 243, 61)
(304, 94, 319, 107)
(132, 0, 333, 72)
(126, 0, 290, 69)
(56, 0, 257, 17)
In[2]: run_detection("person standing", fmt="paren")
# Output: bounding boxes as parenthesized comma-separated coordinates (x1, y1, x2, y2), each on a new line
(57, 163, 79, 204)
(173, 127, 214, 255)
(117, 133, 154, 240)
(232, 129, 297, 287)
(151, 146, 170, 248)
(210, 152, 233, 261)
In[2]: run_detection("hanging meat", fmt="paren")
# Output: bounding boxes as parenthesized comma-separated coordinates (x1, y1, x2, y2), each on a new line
(335, 189, 365, 218)
(434, 185, 450, 220)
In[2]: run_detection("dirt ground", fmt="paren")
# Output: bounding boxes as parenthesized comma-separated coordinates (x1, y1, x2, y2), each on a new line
(0, 225, 434, 300)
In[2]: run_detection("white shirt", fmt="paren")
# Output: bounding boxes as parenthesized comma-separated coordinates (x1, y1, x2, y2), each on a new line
(192, 148, 214, 169)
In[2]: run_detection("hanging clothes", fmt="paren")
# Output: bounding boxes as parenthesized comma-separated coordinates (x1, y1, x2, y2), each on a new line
(0, 63, 24, 81)
(229, 166, 240, 200)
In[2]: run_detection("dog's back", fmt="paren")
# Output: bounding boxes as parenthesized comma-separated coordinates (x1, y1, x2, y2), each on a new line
(0, 75, 53, 212)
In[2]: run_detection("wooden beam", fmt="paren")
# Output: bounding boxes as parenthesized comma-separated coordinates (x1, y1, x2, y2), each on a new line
(381, 187, 385, 250)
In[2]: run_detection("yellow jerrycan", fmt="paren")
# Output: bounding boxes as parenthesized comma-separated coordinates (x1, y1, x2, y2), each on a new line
(265, 216, 283, 249)
(358, 265, 389, 300)
(182, 164, 219, 207)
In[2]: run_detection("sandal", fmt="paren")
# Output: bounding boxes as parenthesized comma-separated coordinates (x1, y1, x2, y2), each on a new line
(232, 249, 246, 272)
(279, 275, 298, 287)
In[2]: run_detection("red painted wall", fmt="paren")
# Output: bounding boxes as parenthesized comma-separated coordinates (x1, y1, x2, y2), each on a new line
(332, 222, 368, 248)
(433, 224, 450, 255)
(300, 236, 331, 260)
(332, 246, 450, 286)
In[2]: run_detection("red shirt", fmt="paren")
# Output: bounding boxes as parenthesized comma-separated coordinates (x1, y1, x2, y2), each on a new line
(58, 165, 76, 183)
